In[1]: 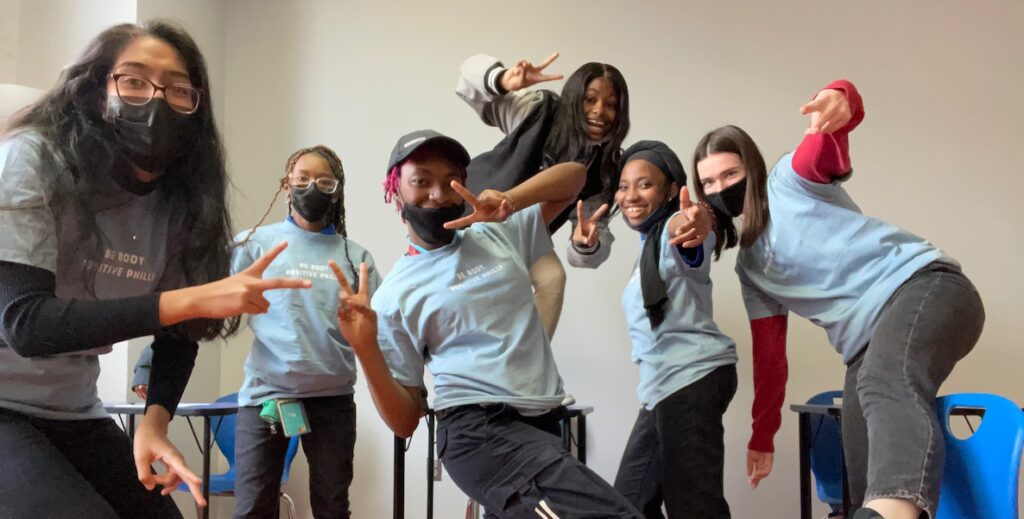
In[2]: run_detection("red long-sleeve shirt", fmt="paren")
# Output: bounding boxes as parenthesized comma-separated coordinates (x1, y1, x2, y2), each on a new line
(747, 79, 865, 453)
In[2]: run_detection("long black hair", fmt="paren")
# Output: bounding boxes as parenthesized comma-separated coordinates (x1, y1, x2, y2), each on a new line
(3, 20, 239, 340)
(544, 62, 630, 205)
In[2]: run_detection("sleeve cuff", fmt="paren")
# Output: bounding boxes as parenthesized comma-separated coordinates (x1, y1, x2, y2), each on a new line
(570, 240, 600, 256)
(485, 62, 507, 96)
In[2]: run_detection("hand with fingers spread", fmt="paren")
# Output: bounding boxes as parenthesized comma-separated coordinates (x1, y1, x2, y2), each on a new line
(443, 183, 514, 229)
(667, 187, 714, 248)
(800, 88, 851, 135)
(747, 449, 774, 489)
(329, 261, 378, 351)
(160, 241, 312, 325)
(134, 407, 206, 507)
(572, 201, 609, 249)
(500, 52, 564, 93)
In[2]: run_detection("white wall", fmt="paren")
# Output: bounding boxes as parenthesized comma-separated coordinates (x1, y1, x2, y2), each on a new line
(8, 1, 1023, 517)
(14, 0, 136, 89)
(0, 0, 18, 82)
(218, 1, 1024, 518)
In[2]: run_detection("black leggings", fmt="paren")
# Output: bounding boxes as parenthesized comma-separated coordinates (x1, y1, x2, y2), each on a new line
(0, 408, 182, 519)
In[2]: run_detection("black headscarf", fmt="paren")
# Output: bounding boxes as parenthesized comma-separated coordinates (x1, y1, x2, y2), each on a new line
(620, 140, 687, 328)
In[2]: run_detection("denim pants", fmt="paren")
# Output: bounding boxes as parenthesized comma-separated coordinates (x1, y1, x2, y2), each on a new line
(613, 364, 737, 518)
(437, 403, 643, 519)
(0, 408, 183, 519)
(842, 262, 985, 517)
(233, 394, 356, 519)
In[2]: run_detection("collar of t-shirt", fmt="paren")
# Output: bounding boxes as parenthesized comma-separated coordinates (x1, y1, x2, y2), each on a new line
(286, 215, 336, 235)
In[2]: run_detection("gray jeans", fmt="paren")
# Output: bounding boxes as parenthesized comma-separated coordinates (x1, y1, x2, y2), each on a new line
(842, 262, 984, 518)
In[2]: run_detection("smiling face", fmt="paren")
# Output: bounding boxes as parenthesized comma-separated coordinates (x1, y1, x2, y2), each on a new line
(582, 76, 617, 142)
(696, 151, 746, 195)
(396, 153, 465, 210)
(614, 159, 677, 226)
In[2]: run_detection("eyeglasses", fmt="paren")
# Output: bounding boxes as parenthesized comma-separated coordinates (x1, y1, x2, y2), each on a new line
(109, 73, 202, 115)
(289, 174, 340, 194)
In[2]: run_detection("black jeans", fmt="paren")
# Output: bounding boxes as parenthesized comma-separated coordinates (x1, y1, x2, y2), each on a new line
(233, 394, 356, 519)
(842, 262, 985, 518)
(437, 404, 643, 519)
(614, 364, 738, 518)
(0, 408, 183, 518)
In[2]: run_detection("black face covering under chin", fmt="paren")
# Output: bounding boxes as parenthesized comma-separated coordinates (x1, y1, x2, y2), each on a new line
(401, 203, 466, 247)
(105, 96, 193, 173)
(290, 185, 335, 223)
(705, 178, 747, 218)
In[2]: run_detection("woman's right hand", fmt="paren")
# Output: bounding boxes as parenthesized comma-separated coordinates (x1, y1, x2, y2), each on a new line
(572, 200, 608, 249)
(499, 52, 564, 92)
(159, 241, 311, 325)
(329, 261, 378, 353)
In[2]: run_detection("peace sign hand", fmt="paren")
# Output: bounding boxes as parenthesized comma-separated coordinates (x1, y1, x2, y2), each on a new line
(800, 88, 851, 135)
(667, 187, 713, 248)
(185, 241, 311, 319)
(443, 182, 514, 229)
(572, 200, 609, 248)
(500, 52, 564, 92)
(329, 261, 377, 351)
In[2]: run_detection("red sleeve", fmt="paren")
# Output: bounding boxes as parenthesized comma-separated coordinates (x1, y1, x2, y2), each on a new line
(792, 79, 865, 183)
(748, 314, 789, 453)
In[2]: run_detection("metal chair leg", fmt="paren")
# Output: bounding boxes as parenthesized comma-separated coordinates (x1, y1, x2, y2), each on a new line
(465, 498, 481, 519)
(281, 493, 297, 519)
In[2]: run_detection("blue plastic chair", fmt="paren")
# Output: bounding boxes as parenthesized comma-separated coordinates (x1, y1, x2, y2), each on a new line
(935, 393, 1024, 519)
(177, 393, 300, 517)
(806, 390, 845, 513)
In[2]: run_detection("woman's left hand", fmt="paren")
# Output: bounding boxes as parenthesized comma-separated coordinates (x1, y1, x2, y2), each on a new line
(443, 182, 514, 229)
(134, 407, 205, 506)
(800, 88, 851, 135)
(668, 187, 713, 248)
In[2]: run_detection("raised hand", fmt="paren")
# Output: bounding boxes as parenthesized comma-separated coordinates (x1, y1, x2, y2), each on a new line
(667, 187, 713, 248)
(572, 200, 609, 248)
(329, 261, 377, 350)
(747, 449, 775, 489)
(443, 182, 514, 229)
(800, 88, 851, 135)
(186, 241, 311, 319)
(499, 52, 564, 92)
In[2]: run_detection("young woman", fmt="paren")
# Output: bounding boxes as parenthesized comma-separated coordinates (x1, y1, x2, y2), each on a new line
(0, 21, 308, 518)
(230, 145, 378, 519)
(589, 140, 737, 518)
(692, 81, 985, 519)
(330, 130, 643, 518)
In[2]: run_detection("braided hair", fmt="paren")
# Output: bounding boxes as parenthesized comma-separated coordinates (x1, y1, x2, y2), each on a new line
(237, 145, 359, 284)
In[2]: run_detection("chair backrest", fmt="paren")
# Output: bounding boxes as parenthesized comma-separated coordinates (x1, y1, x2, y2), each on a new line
(935, 393, 1024, 519)
(211, 393, 240, 465)
(212, 393, 301, 483)
(806, 390, 845, 506)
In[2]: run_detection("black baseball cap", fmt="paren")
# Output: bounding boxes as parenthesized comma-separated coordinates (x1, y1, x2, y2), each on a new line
(386, 129, 471, 175)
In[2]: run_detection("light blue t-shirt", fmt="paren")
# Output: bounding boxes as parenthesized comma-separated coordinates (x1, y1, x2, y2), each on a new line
(736, 153, 954, 362)
(621, 220, 738, 409)
(231, 220, 380, 407)
(372, 205, 565, 412)
(0, 131, 181, 419)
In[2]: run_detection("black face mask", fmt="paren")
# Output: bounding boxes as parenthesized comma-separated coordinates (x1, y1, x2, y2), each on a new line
(623, 202, 674, 235)
(291, 184, 335, 223)
(401, 203, 466, 247)
(105, 96, 192, 173)
(705, 178, 747, 218)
